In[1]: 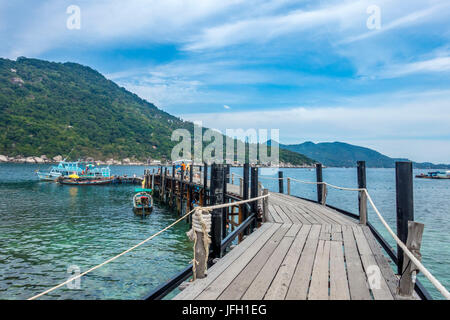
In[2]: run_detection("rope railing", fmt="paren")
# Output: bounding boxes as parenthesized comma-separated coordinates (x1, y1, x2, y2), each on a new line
(27, 193, 270, 300)
(363, 190, 450, 300)
(282, 175, 450, 299)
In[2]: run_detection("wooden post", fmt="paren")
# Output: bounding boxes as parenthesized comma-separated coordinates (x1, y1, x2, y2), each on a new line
(239, 178, 243, 197)
(395, 161, 414, 275)
(179, 167, 184, 214)
(287, 177, 291, 195)
(258, 182, 262, 208)
(192, 209, 208, 280)
(189, 165, 193, 212)
(238, 204, 243, 243)
(222, 165, 228, 237)
(210, 163, 224, 258)
(398, 221, 424, 298)
(226, 164, 231, 184)
(171, 164, 175, 208)
(203, 162, 208, 205)
(278, 171, 284, 194)
(262, 188, 269, 222)
(357, 161, 367, 225)
(243, 163, 250, 235)
(250, 166, 258, 230)
(316, 163, 323, 204)
(163, 168, 167, 201)
(151, 172, 155, 190)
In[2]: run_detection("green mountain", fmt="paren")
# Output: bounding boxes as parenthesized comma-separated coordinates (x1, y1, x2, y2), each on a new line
(0, 57, 313, 166)
(278, 141, 450, 169)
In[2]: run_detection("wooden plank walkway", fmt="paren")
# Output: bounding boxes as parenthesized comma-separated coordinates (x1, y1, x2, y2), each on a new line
(174, 191, 400, 300)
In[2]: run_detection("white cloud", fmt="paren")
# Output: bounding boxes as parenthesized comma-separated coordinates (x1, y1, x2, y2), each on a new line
(341, 3, 450, 44)
(380, 56, 450, 78)
(183, 1, 365, 51)
(224, 105, 230, 109)
(180, 90, 450, 162)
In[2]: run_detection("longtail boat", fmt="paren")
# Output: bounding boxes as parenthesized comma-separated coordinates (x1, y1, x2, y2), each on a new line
(133, 188, 153, 215)
(57, 176, 115, 185)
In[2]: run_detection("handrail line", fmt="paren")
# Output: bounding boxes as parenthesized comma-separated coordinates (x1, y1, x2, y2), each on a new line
(279, 175, 450, 300)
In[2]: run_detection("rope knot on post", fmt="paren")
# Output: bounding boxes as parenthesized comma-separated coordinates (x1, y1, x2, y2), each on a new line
(187, 207, 211, 280)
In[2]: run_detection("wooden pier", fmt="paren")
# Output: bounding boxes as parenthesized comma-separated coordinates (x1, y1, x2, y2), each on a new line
(145, 162, 432, 300)
(174, 192, 398, 300)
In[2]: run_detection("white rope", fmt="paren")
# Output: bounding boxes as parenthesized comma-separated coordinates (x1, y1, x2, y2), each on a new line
(289, 177, 366, 191)
(282, 175, 450, 299)
(364, 190, 450, 300)
(28, 207, 197, 300)
(289, 177, 323, 185)
(187, 208, 211, 280)
(259, 176, 284, 180)
(201, 194, 270, 211)
(28, 193, 270, 300)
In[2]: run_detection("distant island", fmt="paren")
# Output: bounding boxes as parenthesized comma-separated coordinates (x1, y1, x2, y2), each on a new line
(277, 141, 450, 169)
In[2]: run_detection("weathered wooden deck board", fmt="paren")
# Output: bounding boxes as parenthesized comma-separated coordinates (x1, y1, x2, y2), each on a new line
(174, 190, 401, 300)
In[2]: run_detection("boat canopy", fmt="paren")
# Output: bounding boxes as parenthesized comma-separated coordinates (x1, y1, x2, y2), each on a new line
(173, 159, 192, 165)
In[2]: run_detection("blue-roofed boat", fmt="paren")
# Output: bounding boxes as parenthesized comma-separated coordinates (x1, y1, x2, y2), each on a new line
(36, 160, 111, 181)
(133, 188, 153, 215)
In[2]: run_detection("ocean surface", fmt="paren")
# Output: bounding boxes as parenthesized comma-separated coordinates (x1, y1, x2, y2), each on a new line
(0, 164, 448, 300)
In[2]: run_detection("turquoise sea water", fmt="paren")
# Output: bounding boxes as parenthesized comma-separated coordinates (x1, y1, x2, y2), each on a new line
(0, 164, 192, 300)
(0, 164, 448, 300)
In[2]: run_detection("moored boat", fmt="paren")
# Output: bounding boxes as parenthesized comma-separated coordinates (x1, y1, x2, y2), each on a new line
(37, 160, 111, 181)
(57, 176, 115, 185)
(416, 171, 450, 179)
(133, 188, 153, 215)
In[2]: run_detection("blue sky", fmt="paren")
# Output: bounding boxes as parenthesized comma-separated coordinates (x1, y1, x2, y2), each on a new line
(1, 0, 450, 162)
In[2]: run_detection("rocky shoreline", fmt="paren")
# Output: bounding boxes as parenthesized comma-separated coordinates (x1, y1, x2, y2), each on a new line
(0, 155, 151, 166)
(0, 154, 315, 168)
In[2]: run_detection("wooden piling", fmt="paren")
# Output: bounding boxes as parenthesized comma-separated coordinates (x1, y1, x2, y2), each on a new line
(357, 161, 367, 225)
(398, 221, 424, 298)
(287, 177, 291, 195)
(171, 165, 176, 208)
(395, 161, 414, 274)
(210, 163, 224, 258)
(179, 168, 184, 214)
(316, 163, 324, 204)
(243, 163, 250, 235)
(250, 166, 258, 230)
(239, 178, 243, 197)
(203, 163, 208, 205)
(192, 209, 208, 280)
(262, 188, 269, 222)
(278, 171, 284, 194)
(222, 165, 228, 236)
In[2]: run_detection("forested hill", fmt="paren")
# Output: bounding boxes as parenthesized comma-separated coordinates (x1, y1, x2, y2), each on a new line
(0, 57, 314, 165)
(0, 57, 193, 160)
